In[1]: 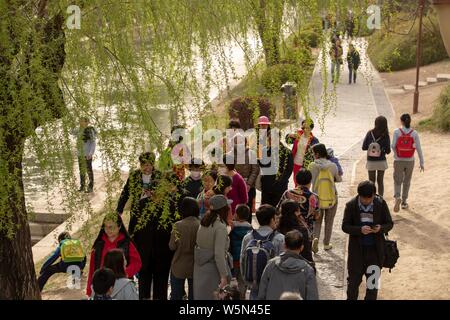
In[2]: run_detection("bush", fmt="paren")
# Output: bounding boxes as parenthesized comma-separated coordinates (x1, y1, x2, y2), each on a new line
(368, 14, 448, 72)
(298, 29, 320, 48)
(430, 84, 450, 131)
(282, 45, 313, 67)
(260, 63, 306, 94)
(228, 97, 275, 130)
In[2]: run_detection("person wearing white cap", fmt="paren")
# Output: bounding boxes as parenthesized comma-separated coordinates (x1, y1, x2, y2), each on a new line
(193, 195, 233, 300)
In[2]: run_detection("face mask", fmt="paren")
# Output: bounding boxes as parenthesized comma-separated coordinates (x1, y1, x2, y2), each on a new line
(218, 167, 228, 175)
(190, 171, 202, 180)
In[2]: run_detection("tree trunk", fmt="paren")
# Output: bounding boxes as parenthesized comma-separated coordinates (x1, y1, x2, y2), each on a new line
(0, 4, 66, 299)
(0, 141, 41, 300)
(254, 0, 285, 67)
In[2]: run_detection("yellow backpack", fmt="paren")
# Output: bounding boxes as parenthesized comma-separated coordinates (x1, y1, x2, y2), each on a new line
(312, 167, 337, 209)
(60, 239, 85, 263)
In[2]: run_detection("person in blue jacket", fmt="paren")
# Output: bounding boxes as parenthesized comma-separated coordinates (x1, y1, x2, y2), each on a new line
(38, 232, 86, 291)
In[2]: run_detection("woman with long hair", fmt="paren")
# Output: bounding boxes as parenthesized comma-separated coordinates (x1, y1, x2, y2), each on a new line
(362, 116, 391, 197)
(278, 200, 313, 264)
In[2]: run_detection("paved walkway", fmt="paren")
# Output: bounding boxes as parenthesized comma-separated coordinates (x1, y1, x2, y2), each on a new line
(255, 37, 395, 299)
(309, 38, 395, 299)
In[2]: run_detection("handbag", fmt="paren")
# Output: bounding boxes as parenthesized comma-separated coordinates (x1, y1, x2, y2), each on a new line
(383, 234, 399, 273)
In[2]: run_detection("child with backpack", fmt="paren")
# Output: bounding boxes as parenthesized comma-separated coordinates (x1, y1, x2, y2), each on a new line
(308, 143, 342, 253)
(38, 232, 86, 291)
(86, 213, 142, 297)
(91, 268, 116, 300)
(391, 113, 424, 212)
(103, 249, 139, 300)
(240, 205, 285, 300)
(362, 116, 391, 198)
(229, 204, 253, 299)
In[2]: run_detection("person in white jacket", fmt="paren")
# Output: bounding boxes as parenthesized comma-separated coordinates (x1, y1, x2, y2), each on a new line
(308, 143, 342, 253)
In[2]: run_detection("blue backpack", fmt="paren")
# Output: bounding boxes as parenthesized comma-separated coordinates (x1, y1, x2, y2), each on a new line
(243, 230, 276, 287)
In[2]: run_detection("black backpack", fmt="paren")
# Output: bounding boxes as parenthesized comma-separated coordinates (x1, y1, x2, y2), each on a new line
(383, 234, 399, 273)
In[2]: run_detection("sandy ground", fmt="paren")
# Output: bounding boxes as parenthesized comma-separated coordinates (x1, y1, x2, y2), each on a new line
(355, 62, 450, 299)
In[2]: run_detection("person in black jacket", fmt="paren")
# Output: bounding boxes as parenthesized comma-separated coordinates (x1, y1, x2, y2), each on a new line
(116, 152, 161, 220)
(259, 130, 294, 207)
(362, 116, 391, 197)
(347, 43, 360, 84)
(180, 159, 204, 200)
(342, 180, 393, 300)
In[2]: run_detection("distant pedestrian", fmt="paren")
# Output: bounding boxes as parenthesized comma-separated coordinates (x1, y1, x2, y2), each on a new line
(329, 39, 343, 83)
(71, 117, 96, 193)
(362, 116, 391, 197)
(347, 43, 361, 84)
(391, 113, 424, 212)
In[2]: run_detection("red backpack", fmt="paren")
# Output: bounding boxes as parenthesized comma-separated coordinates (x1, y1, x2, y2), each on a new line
(396, 129, 416, 158)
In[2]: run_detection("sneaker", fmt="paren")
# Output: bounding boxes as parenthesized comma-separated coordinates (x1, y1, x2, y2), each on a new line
(86, 187, 93, 193)
(394, 198, 402, 212)
(324, 244, 333, 251)
(312, 238, 319, 253)
(78, 186, 85, 192)
(401, 202, 409, 210)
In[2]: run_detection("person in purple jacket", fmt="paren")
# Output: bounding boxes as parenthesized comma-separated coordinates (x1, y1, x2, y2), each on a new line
(219, 154, 249, 219)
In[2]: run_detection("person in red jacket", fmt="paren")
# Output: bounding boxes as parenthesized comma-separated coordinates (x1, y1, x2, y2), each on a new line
(286, 119, 319, 187)
(86, 213, 142, 297)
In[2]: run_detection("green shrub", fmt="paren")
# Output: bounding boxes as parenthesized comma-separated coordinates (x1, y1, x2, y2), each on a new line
(431, 84, 450, 132)
(282, 45, 313, 67)
(368, 14, 448, 72)
(260, 63, 306, 94)
(298, 29, 320, 48)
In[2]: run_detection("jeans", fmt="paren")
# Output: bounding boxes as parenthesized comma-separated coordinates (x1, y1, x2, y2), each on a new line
(331, 61, 341, 82)
(78, 156, 94, 190)
(38, 260, 86, 291)
(347, 246, 380, 300)
(170, 272, 193, 300)
(313, 201, 338, 245)
(368, 170, 385, 197)
(393, 160, 415, 201)
(250, 286, 259, 300)
(348, 67, 357, 83)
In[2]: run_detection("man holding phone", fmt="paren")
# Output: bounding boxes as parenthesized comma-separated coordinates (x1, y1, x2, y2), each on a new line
(342, 180, 393, 300)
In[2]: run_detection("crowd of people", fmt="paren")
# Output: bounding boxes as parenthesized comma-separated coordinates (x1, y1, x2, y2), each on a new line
(38, 112, 424, 300)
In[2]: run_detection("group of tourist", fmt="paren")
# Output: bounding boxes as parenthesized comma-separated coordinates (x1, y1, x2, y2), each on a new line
(37, 111, 423, 300)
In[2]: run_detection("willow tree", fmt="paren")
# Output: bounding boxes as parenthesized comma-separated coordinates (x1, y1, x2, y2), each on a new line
(0, 0, 371, 299)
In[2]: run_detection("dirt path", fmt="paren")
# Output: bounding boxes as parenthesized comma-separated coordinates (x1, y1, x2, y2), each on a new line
(354, 61, 450, 299)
